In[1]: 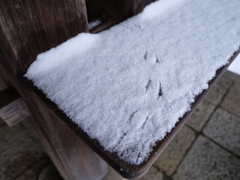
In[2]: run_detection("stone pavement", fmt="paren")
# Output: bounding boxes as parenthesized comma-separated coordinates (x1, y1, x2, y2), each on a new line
(0, 70, 239, 180)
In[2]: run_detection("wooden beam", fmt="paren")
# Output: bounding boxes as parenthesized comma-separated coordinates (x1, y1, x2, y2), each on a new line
(0, 88, 30, 127)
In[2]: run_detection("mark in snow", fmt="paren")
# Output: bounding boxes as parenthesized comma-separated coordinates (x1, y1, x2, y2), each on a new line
(156, 55, 159, 64)
(158, 82, 163, 99)
(127, 109, 139, 124)
(145, 78, 152, 92)
(144, 51, 148, 61)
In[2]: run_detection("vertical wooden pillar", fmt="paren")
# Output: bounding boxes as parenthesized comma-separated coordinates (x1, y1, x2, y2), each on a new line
(0, 0, 108, 180)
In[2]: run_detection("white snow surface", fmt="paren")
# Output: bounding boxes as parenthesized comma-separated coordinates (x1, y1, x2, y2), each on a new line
(25, 0, 240, 165)
(88, 20, 101, 30)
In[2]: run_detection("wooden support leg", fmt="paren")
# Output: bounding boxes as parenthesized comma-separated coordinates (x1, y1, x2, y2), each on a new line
(24, 90, 109, 180)
(0, 0, 109, 178)
(0, 65, 109, 180)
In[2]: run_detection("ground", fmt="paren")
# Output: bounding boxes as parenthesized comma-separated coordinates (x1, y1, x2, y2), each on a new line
(0, 70, 239, 180)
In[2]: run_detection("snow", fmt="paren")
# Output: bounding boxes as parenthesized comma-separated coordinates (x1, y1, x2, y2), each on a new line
(88, 20, 101, 30)
(228, 54, 240, 75)
(25, 0, 240, 165)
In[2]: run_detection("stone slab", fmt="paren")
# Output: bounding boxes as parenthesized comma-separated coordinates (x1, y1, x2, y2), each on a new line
(154, 126, 196, 176)
(15, 157, 51, 180)
(138, 166, 163, 180)
(0, 119, 48, 180)
(205, 76, 232, 105)
(186, 100, 215, 131)
(203, 108, 240, 156)
(224, 70, 240, 84)
(102, 167, 126, 180)
(221, 83, 240, 117)
(172, 136, 240, 180)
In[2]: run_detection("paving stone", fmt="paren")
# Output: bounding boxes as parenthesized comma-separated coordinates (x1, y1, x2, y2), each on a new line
(138, 166, 163, 180)
(224, 70, 240, 84)
(0, 119, 48, 180)
(38, 163, 63, 180)
(172, 136, 240, 180)
(154, 126, 196, 176)
(221, 83, 240, 117)
(205, 76, 232, 105)
(203, 108, 240, 156)
(15, 169, 37, 180)
(16, 158, 51, 180)
(186, 100, 215, 131)
(102, 167, 126, 180)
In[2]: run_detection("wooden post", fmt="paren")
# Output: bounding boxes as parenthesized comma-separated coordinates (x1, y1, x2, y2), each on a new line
(0, 0, 108, 180)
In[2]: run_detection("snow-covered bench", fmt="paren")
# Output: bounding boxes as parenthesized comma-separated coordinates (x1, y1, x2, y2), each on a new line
(23, 0, 240, 178)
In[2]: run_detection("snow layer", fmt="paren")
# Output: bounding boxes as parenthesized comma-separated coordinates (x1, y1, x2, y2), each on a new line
(25, 0, 240, 164)
(88, 20, 101, 30)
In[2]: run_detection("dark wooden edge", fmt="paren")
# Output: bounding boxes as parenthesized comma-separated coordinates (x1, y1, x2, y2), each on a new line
(0, 88, 20, 108)
(18, 48, 240, 179)
(89, 16, 119, 34)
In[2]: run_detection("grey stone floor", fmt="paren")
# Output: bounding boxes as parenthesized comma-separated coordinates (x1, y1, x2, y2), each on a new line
(0, 70, 239, 180)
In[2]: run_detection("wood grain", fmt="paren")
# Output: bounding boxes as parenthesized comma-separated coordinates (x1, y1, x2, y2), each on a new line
(103, 0, 156, 21)
(0, 0, 88, 73)
(86, 0, 156, 22)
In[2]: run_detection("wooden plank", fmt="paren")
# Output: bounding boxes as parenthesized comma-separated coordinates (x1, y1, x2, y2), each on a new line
(89, 17, 118, 34)
(86, 0, 156, 24)
(0, 98, 26, 120)
(103, 0, 157, 20)
(4, 108, 30, 127)
(0, 88, 21, 110)
(0, 0, 88, 73)
(0, 88, 30, 126)
(24, 89, 109, 180)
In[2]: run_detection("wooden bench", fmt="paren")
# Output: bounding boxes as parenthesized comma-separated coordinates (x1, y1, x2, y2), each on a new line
(0, 0, 240, 179)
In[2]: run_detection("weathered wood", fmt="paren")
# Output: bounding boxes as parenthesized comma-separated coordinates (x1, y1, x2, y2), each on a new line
(89, 17, 118, 34)
(0, 0, 109, 180)
(4, 108, 30, 127)
(86, 0, 156, 22)
(103, 0, 156, 20)
(24, 89, 108, 180)
(0, 88, 30, 126)
(0, 88, 21, 112)
(0, 0, 88, 73)
(0, 90, 25, 117)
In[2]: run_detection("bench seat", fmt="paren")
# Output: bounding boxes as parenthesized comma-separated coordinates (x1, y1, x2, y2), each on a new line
(24, 0, 240, 178)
